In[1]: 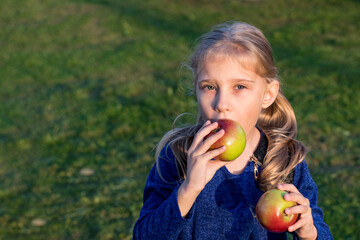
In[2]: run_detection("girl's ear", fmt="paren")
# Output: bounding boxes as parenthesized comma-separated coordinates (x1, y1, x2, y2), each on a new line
(262, 81, 279, 109)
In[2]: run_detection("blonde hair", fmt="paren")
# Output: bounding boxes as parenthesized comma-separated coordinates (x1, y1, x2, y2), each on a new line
(155, 21, 306, 191)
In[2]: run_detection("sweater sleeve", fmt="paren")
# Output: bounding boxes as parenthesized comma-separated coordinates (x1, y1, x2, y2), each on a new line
(133, 144, 194, 240)
(293, 160, 333, 240)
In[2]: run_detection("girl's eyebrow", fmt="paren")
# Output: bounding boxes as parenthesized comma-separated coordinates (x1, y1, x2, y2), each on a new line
(198, 79, 212, 83)
(198, 78, 255, 83)
(230, 78, 255, 83)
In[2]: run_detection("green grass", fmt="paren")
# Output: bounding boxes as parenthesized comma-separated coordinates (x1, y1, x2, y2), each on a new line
(0, 0, 359, 239)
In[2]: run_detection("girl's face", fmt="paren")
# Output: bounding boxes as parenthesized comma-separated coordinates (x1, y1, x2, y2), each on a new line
(196, 56, 279, 139)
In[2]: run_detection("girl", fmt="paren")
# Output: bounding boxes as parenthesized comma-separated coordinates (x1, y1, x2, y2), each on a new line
(133, 22, 332, 239)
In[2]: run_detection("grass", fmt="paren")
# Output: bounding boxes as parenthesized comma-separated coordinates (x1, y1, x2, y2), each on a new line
(0, 0, 359, 239)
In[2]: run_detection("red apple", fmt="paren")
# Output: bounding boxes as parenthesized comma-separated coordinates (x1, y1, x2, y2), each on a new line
(256, 189, 298, 233)
(207, 119, 246, 161)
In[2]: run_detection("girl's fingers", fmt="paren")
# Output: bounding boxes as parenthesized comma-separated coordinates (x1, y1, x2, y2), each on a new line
(277, 185, 317, 238)
(202, 145, 227, 160)
(288, 219, 305, 232)
(189, 120, 216, 152)
(285, 204, 309, 215)
(196, 128, 225, 154)
(277, 183, 300, 193)
(190, 120, 226, 157)
(278, 184, 310, 206)
(284, 192, 310, 206)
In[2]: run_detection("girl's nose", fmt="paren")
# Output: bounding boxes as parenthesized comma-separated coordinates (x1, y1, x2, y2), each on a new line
(213, 91, 231, 113)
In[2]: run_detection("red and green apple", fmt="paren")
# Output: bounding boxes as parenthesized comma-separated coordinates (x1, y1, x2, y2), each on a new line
(256, 189, 299, 233)
(207, 119, 246, 161)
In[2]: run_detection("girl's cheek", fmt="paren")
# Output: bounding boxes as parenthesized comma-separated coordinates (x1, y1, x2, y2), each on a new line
(197, 91, 212, 103)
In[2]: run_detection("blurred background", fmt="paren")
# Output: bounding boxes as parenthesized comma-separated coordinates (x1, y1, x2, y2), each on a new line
(0, 0, 359, 239)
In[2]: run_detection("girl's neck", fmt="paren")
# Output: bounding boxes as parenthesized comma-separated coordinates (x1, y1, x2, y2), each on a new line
(225, 127, 261, 175)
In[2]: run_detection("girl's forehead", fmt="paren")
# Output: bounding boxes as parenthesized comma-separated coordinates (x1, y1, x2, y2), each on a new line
(196, 56, 268, 86)
(198, 54, 259, 76)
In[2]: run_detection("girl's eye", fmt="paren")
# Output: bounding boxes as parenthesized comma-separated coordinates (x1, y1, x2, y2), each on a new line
(203, 85, 215, 90)
(236, 85, 246, 90)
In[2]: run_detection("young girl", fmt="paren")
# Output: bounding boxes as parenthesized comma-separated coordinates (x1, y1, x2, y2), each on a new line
(133, 22, 332, 239)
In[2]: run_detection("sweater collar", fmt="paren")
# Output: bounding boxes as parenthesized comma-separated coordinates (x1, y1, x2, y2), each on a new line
(253, 131, 268, 164)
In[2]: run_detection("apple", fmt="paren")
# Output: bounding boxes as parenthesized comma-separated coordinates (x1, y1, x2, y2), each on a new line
(256, 189, 298, 233)
(207, 119, 246, 161)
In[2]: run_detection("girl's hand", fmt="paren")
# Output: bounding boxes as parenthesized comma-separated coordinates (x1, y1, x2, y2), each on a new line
(184, 120, 228, 193)
(277, 184, 318, 240)
(177, 120, 228, 217)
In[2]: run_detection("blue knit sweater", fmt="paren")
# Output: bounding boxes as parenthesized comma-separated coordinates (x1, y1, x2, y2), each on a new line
(133, 134, 332, 239)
